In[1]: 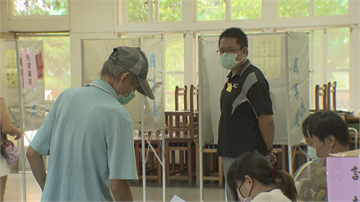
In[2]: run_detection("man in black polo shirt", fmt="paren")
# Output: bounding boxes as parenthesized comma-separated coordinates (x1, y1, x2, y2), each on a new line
(217, 27, 276, 201)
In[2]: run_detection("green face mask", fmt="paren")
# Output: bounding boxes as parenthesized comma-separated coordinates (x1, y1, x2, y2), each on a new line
(118, 88, 135, 105)
(118, 76, 136, 105)
(219, 53, 243, 70)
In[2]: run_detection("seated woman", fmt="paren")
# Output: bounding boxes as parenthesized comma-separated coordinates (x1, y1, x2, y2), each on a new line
(302, 111, 350, 166)
(226, 152, 298, 202)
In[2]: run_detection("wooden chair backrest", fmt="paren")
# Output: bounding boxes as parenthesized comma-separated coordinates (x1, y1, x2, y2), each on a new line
(327, 81, 337, 111)
(315, 84, 327, 111)
(190, 85, 199, 112)
(175, 85, 187, 111)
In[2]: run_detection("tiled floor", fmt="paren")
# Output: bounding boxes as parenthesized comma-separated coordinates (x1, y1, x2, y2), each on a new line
(4, 173, 226, 202)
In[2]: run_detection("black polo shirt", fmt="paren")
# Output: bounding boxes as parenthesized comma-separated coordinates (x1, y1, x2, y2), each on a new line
(217, 59, 273, 158)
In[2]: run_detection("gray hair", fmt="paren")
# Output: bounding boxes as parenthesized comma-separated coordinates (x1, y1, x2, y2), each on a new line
(99, 59, 137, 84)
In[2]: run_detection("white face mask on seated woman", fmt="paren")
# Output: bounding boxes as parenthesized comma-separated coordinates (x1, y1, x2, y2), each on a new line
(237, 177, 253, 202)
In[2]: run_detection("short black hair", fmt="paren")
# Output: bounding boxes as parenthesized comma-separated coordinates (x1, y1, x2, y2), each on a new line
(301, 111, 349, 147)
(219, 27, 248, 50)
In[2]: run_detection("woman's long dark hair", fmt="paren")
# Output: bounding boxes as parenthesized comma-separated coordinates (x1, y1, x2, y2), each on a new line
(226, 152, 298, 201)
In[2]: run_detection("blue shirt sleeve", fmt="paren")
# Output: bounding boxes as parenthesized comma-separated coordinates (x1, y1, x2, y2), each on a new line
(29, 99, 58, 156)
(107, 122, 138, 180)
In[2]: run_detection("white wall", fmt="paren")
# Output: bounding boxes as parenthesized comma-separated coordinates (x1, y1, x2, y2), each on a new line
(69, 0, 115, 87)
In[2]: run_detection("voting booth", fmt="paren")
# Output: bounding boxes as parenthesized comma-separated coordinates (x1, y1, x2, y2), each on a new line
(1, 39, 45, 201)
(198, 32, 310, 179)
(81, 37, 166, 202)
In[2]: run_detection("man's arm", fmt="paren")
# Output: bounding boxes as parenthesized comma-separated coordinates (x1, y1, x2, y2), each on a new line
(26, 147, 47, 191)
(258, 114, 275, 152)
(110, 179, 133, 201)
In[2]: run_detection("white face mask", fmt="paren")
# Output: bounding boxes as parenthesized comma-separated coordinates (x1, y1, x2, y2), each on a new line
(219, 53, 245, 70)
(307, 146, 319, 161)
(238, 180, 253, 202)
(316, 137, 332, 160)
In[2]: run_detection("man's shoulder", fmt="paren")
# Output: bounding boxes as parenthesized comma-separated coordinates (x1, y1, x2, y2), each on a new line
(243, 64, 269, 83)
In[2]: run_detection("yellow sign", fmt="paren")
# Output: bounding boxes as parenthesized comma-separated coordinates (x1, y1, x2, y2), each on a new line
(226, 82, 232, 92)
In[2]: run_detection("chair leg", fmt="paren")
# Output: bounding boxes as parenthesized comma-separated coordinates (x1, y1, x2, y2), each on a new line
(169, 116, 173, 136)
(180, 151, 184, 170)
(219, 156, 223, 187)
(188, 142, 193, 185)
(196, 142, 200, 187)
(166, 142, 170, 186)
(157, 149, 162, 187)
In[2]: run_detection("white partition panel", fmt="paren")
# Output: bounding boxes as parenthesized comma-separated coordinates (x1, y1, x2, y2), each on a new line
(82, 38, 141, 128)
(198, 32, 309, 146)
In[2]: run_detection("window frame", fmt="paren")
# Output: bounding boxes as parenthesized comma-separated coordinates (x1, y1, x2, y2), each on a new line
(115, 0, 359, 109)
(9, 0, 69, 19)
(120, 0, 183, 25)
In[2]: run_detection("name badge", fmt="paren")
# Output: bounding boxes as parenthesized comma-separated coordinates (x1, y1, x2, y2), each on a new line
(226, 82, 232, 92)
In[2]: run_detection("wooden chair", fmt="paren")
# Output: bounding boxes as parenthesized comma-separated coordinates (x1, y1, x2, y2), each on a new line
(165, 135, 195, 186)
(326, 81, 337, 111)
(134, 135, 162, 186)
(165, 86, 187, 135)
(182, 85, 199, 136)
(194, 139, 223, 187)
(315, 84, 327, 111)
(166, 85, 199, 137)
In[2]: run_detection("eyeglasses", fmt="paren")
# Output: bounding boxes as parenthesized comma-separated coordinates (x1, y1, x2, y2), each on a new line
(216, 48, 241, 55)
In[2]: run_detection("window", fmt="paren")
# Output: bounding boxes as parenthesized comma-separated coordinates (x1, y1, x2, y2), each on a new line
(159, 0, 182, 22)
(17, 33, 71, 101)
(197, 0, 262, 21)
(231, 0, 262, 20)
(13, 0, 68, 16)
(327, 28, 350, 110)
(126, 0, 148, 23)
(278, 0, 349, 18)
(278, 0, 309, 18)
(165, 33, 184, 110)
(197, 0, 225, 21)
(315, 0, 349, 16)
(309, 28, 350, 110)
(125, 0, 182, 23)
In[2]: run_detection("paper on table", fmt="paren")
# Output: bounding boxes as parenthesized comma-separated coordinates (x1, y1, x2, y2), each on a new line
(170, 195, 187, 202)
(252, 37, 282, 79)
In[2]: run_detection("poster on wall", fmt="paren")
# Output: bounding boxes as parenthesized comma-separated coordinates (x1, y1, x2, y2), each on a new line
(252, 37, 282, 79)
(20, 50, 38, 90)
(6, 49, 18, 87)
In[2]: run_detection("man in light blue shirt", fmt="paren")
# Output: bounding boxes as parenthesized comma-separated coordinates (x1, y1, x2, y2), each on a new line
(26, 47, 155, 201)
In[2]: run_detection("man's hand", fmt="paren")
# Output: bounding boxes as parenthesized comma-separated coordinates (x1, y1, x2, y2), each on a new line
(268, 149, 277, 165)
